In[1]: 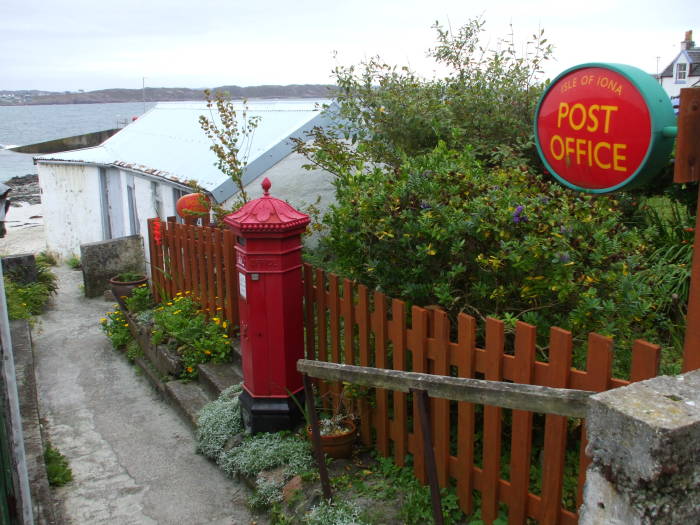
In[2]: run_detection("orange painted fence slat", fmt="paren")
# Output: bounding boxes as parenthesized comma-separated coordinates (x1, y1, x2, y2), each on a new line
(508, 322, 536, 525)
(299, 265, 663, 525)
(147, 219, 239, 331)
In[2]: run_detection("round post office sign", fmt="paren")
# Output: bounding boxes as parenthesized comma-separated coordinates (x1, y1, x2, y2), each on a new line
(534, 63, 676, 193)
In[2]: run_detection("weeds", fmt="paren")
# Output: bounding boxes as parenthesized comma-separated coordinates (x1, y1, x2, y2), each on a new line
(44, 443, 72, 487)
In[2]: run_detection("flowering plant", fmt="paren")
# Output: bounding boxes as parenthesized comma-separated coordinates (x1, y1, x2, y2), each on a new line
(100, 306, 132, 349)
(151, 292, 231, 379)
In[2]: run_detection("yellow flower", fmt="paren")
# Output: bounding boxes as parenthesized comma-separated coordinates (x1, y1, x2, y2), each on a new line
(186, 366, 193, 373)
(223, 334, 228, 339)
(176, 292, 182, 296)
(167, 302, 173, 306)
(123, 323, 128, 327)
(222, 321, 228, 329)
(100, 318, 107, 323)
(204, 350, 212, 356)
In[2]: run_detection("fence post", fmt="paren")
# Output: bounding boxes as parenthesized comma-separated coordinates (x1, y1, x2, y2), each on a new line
(580, 369, 700, 524)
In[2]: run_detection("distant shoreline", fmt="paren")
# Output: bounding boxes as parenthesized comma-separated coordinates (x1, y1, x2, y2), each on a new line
(0, 84, 336, 107)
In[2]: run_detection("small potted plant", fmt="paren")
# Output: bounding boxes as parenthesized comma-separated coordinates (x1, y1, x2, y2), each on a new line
(109, 271, 148, 308)
(310, 412, 357, 459)
(302, 385, 359, 459)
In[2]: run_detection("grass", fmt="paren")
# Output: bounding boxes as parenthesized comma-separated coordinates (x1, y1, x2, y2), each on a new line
(66, 255, 81, 270)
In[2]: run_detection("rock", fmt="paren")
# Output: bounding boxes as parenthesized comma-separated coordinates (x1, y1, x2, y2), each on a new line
(282, 475, 303, 502)
(5, 174, 40, 206)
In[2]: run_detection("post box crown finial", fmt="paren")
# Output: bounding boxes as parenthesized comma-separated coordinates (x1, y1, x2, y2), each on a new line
(262, 177, 271, 196)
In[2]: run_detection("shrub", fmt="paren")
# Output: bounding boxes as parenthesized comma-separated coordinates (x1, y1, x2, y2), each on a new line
(311, 143, 674, 373)
(296, 17, 552, 173)
(5, 263, 57, 320)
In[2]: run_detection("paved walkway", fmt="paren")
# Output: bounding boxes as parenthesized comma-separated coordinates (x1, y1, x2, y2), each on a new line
(32, 266, 257, 525)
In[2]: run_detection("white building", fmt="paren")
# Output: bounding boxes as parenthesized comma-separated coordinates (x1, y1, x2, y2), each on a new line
(660, 30, 700, 107)
(35, 100, 336, 259)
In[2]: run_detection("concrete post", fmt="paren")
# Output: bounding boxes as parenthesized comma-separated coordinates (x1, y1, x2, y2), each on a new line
(580, 370, 700, 524)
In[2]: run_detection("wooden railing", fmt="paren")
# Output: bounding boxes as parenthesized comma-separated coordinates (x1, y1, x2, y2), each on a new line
(302, 264, 662, 525)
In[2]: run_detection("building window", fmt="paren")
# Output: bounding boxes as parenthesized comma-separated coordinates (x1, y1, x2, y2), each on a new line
(676, 63, 687, 81)
(151, 181, 163, 219)
(127, 176, 140, 235)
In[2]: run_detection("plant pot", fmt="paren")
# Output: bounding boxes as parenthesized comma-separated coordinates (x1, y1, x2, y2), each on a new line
(109, 275, 148, 309)
(307, 419, 357, 459)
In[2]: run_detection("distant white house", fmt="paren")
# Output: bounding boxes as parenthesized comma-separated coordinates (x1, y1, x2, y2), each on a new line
(35, 100, 337, 259)
(659, 30, 700, 108)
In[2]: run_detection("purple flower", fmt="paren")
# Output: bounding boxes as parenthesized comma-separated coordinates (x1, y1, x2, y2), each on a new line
(512, 205, 527, 224)
(559, 253, 570, 263)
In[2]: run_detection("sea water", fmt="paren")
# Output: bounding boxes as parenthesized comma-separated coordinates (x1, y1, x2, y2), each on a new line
(0, 102, 157, 182)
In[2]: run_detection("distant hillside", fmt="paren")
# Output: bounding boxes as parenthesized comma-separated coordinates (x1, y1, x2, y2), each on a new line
(0, 84, 336, 106)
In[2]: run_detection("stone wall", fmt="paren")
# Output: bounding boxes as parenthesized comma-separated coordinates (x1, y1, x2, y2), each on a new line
(80, 235, 145, 298)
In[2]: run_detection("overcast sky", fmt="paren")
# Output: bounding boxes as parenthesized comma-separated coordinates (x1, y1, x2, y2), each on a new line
(1, 0, 697, 92)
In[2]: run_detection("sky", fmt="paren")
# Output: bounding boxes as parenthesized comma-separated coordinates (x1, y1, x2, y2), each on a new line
(1, 0, 698, 92)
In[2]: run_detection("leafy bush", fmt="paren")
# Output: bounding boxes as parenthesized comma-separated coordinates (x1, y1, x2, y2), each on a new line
(310, 143, 677, 373)
(151, 292, 232, 379)
(296, 17, 551, 173)
(5, 263, 57, 320)
(196, 384, 243, 460)
(100, 307, 133, 349)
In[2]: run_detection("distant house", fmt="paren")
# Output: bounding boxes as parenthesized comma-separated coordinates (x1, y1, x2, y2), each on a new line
(35, 100, 336, 259)
(660, 30, 700, 109)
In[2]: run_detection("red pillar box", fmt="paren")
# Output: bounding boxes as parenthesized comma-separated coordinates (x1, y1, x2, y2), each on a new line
(223, 178, 310, 433)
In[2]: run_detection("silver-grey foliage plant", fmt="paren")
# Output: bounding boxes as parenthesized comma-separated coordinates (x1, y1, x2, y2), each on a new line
(195, 383, 243, 460)
(218, 432, 313, 479)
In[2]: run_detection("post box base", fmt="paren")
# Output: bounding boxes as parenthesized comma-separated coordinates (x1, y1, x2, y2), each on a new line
(239, 389, 305, 434)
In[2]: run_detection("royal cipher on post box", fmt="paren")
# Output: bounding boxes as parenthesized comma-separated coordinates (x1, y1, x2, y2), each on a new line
(223, 178, 309, 433)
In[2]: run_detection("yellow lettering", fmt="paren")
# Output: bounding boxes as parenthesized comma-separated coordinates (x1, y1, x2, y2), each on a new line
(576, 138, 587, 165)
(550, 135, 565, 160)
(557, 103, 570, 128)
(613, 143, 627, 172)
(565, 137, 575, 161)
(600, 105, 618, 133)
(569, 103, 587, 131)
(594, 142, 611, 169)
(586, 104, 600, 132)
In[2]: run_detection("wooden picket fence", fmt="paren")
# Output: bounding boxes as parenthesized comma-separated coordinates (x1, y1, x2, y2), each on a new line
(302, 264, 662, 525)
(147, 218, 239, 331)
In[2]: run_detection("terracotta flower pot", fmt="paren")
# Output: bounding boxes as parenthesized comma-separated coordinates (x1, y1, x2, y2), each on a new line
(308, 419, 357, 459)
(109, 274, 148, 309)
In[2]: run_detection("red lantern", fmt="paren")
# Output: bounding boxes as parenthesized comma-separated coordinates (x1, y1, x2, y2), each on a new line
(176, 193, 211, 219)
